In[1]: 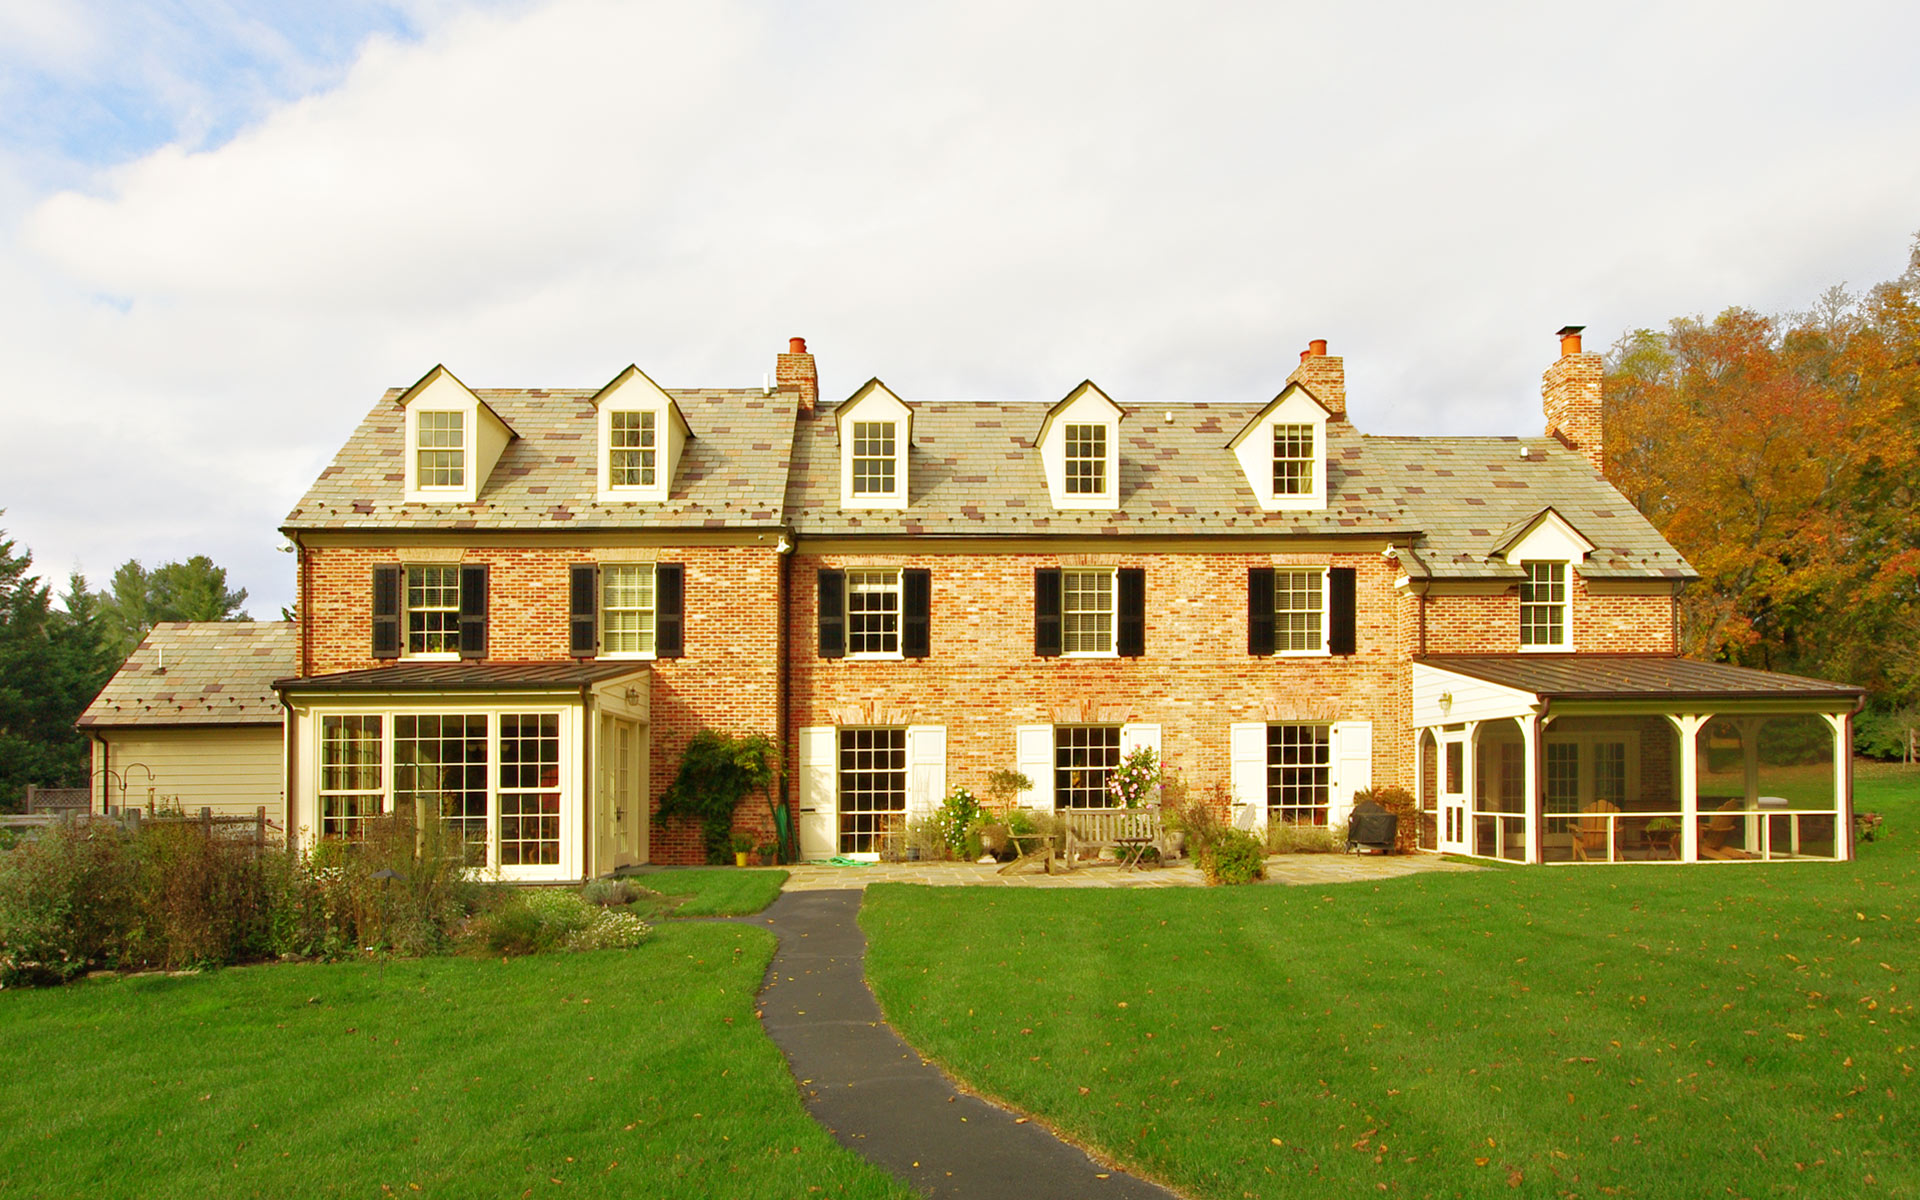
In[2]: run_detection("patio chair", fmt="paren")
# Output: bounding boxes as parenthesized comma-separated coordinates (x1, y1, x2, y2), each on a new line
(1569, 799, 1619, 862)
(1698, 798, 1754, 859)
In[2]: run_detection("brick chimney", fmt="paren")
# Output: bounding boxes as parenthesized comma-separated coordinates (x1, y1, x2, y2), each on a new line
(1284, 338, 1345, 419)
(776, 336, 819, 412)
(1542, 325, 1604, 473)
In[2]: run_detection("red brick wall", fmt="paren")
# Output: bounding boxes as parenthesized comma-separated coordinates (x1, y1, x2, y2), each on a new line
(786, 551, 1411, 802)
(301, 543, 782, 864)
(1422, 575, 1672, 654)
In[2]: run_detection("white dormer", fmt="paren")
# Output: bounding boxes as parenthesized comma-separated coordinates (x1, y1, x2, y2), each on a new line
(592, 366, 691, 503)
(1227, 381, 1329, 511)
(834, 379, 913, 509)
(1492, 506, 1595, 567)
(1035, 381, 1122, 510)
(398, 365, 516, 504)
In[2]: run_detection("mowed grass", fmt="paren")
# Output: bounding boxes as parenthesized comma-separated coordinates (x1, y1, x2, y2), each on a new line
(863, 763, 1920, 1199)
(632, 867, 789, 917)
(0, 922, 910, 1200)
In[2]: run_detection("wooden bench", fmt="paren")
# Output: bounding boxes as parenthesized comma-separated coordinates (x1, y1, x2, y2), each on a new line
(1062, 807, 1171, 870)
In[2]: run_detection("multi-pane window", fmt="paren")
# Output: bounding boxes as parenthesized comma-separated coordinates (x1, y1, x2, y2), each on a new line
(416, 411, 465, 487)
(1272, 424, 1315, 496)
(499, 714, 561, 867)
(851, 421, 897, 496)
(838, 728, 906, 855)
(1055, 725, 1121, 809)
(1544, 742, 1580, 815)
(393, 714, 488, 864)
(1061, 569, 1114, 655)
(1063, 423, 1106, 495)
(1268, 724, 1331, 825)
(319, 715, 383, 839)
(847, 569, 901, 655)
(601, 565, 656, 655)
(1274, 569, 1324, 652)
(1521, 561, 1569, 647)
(609, 411, 657, 487)
(406, 566, 461, 656)
(1594, 740, 1627, 809)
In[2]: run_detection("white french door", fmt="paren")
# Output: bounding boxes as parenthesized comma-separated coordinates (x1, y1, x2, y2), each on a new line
(1439, 732, 1470, 854)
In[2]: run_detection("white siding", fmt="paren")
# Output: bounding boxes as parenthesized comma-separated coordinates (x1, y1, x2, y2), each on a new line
(93, 727, 283, 822)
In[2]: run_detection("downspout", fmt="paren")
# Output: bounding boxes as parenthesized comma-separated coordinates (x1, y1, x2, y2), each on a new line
(775, 528, 795, 863)
(293, 533, 313, 679)
(278, 688, 296, 853)
(94, 734, 108, 815)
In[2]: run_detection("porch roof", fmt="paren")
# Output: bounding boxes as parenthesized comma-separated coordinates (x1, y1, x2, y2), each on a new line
(1415, 654, 1863, 703)
(275, 660, 648, 693)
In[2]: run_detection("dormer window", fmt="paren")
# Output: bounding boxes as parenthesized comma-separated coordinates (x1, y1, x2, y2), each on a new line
(416, 412, 466, 487)
(1273, 424, 1314, 496)
(851, 422, 897, 497)
(609, 411, 657, 488)
(1520, 561, 1569, 649)
(1064, 424, 1107, 495)
(398, 366, 513, 504)
(1228, 382, 1328, 512)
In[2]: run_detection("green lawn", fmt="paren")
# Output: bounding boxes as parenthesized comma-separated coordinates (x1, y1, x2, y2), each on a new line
(631, 867, 790, 917)
(0, 921, 909, 1200)
(863, 762, 1920, 1199)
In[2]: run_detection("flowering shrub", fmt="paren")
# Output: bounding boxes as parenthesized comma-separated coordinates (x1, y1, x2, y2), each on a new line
(475, 888, 652, 955)
(1106, 747, 1161, 808)
(935, 787, 983, 859)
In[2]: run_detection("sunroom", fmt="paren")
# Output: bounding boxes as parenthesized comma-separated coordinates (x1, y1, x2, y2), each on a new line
(1411, 655, 1864, 865)
(277, 662, 652, 883)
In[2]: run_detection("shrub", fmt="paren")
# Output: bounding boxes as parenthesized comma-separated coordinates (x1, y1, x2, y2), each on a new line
(1199, 828, 1266, 885)
(1106, 747, 1161, 808)
(657, 731, 778, 864)
(935, 787, 983, 859)
(581, 877, 637, 907)
(1855, 707, 1920, 761)
(470, 888, 651, 955)
(905, 815, 947, 861)
(127, 820, 273, 970)
(1164, 777, 1230, 859)
(1265, 821, 1339, 854)
(0, 821, 136, 986)
(1353, 785, 1421, 855)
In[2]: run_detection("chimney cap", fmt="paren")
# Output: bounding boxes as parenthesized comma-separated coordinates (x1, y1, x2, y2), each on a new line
(788, 337, 808, 355)
(1555, 325, 1585, 338)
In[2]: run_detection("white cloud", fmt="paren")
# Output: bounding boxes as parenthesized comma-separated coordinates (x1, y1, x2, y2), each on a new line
(4, 0, 1919, 613)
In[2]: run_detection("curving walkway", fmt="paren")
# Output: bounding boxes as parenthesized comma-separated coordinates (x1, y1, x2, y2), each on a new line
(743, 889, 1178, 1199)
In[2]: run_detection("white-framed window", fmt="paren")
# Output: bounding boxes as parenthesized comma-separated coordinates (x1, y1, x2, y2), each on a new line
(1055, 725, 1120, 809)
(393, 713, 488, 864)
(1273, 423, 1315, 496)
(498, 713, 561, 867)
(406, 565, 461, 657)
(318, 715, 384, 839)
(1544, 732, 1637, 815)
(1521, 561, 1570, 649)
(1061, 568, 1114, 656)
(851, 421, 897, 497)
(838, 727, 907, 855)
(601, 564, 657, 656)
(847, 569, 902, 656)
(608, 411, 657, 488)
(1274, 568, 1325, 653)
(1063, 424, 1107, 496)
(415, 411, 466, 488)
(1268, 724, 1331, 826)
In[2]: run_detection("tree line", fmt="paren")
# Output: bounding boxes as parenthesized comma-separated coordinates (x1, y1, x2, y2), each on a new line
(1605, 237, 1920, 754)
(0, 520, 249, 810)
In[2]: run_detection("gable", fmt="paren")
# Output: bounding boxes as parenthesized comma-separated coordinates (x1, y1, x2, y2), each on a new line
(397, 365, 516, 503)
(1226, 382, 1330, 511)
(1035, 382, 1123, 510)
(591, 365, 692, 502)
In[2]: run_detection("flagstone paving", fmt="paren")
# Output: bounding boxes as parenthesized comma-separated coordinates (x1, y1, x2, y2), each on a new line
(778, 852, 1482, 891)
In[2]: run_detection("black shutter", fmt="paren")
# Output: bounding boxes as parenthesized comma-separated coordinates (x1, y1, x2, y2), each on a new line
(1117, 567, 1145, 658)
(1034, 568, 1062, 657)
(569, 564, 598, 658)
(1328, 566, 1357, 655)
(1247, 567, 1275, 656)
(655, 563, 684, 658)
(817, 569, 845, 659)
(901, 569, 931, 659)
(371, 564, 401, 660)
(458, 564, 489, 659)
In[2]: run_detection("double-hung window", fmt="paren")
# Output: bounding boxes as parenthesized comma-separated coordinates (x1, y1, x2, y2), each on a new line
(1274, 569, 1325, 653)
(846, 569, 902, 656)
(851, 422, 897, 497)
(1520, 561, 1569, 649)
(319, 715, 384, 839)
(1272, 423, 1315, 496)
(608, 411, 657, 488)
(601, 564, 657, 656)
(1268, 724, 1331, 826)
(415, 411, 466, 488)
(1063, 424, 1106, 495)
(406, 566, 462, 656)
(393, 713, 489, 864)
(1061, 569, 1114, 655)
(1055, 725, 1120, 809)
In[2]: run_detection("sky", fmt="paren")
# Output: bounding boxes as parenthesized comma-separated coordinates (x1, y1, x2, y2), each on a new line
(3, 0, 1918, 618)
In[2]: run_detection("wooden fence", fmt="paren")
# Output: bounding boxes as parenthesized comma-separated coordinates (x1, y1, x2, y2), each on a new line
(0, 806, 282, 852)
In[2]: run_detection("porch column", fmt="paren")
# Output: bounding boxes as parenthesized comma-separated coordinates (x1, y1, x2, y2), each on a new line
(1521, 713, 1540, 864)
(1822, 711, 1852, 862)
(1463, 720, 1479, 855)
(1667, 713, 1708, 862)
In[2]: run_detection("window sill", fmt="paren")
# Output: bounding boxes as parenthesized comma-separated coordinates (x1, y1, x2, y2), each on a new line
(597, 652, 656, 661)
(1277, 648, 1330, 658)
(846, 651, 905, 661)
(401, 652, 461, 661)
(1518, 643, 1574, 653)
(1060, 650, 1119, 660)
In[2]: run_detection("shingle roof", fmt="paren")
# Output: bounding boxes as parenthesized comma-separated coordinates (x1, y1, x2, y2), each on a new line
(282, 380, 1693, 582)
(78, 622, 295, 728)
(283, 388, 796, 533)
(1419, 654, 1863, 701)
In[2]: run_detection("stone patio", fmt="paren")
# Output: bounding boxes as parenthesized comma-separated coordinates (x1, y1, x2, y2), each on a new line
(777, 853, 1482, 891)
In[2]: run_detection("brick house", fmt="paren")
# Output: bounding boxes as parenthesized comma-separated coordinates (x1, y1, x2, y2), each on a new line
(125, 328, 1858, 880)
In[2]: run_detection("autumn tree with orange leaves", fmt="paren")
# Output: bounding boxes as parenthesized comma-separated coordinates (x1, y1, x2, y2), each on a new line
(1604, 239, 1920, 747)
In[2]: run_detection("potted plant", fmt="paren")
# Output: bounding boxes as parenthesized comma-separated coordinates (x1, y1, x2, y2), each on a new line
(756, 840, 779, 866)
(1644, 817, 1680, 857)
(731, 832, 754, 867)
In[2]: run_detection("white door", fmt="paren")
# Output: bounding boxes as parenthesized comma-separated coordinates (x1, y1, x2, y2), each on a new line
(797, 726, 836, 860)
(1439, 732, 1470, 854)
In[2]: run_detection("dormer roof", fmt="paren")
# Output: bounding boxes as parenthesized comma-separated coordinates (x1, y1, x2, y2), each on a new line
(1032, 380, 1122, 446)
(590, 365, 693, 439)
(395, 364, 518, 439)
(1223, 380, 1332, 451)
(832, 378, 915, 441)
